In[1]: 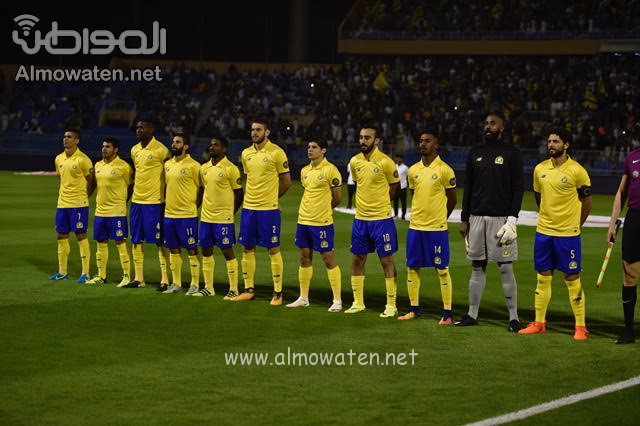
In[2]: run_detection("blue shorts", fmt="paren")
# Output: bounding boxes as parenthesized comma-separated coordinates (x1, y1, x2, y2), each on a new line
(55, 207, 89, 234)
(406, 229, 450, 268)
(238, 208, 281, 248)
(199, 221, 236, 249)
(130, 202, 164, 245)
(350, 217, 397, 257)
(164, 217, 199, 250)
(534, 232, 582, 274)
(295, 223, 335, 252)
(93, 216, 128, 241)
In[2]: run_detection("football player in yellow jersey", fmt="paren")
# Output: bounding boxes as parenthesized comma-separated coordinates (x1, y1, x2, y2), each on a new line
(161, 133, 203, 295)
(398, 130, 457, 324)
(125, 118, 171, 289)
(232, 117, 292, 305)
(286, 138, 343, 312)
(345, 125, 401, 317)
(519, 126, 593, 340)
(197, 135, 243, 298)
(47, 128, 95, 283)
(85, 137, 134, 287)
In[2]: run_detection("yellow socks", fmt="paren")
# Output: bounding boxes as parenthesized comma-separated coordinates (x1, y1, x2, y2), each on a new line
(202, 255, 214, 292)
(351, 275, 365, 306)
(226, 258, 239, 293)
(385, 277, 397, 308)
(57, 239, 70, 275)
(189, 255, 200, 287)
(327, 265, 342, 302)
(116, 242, 130, 277)
(78, 238, 90, 276)
(132, 243, 144, 282)
(159, 246, 170, 284)
(566, 277, 586, 327)
(169, 253, 183, 287)
(298, 266, 312, 299)
(241, 251, 256, 289)
(407, 268, 421, 306)
(534, 273, 553, 322)
(438, 267, 452, 311)
(270, 252, 284, 292)
(96, 242, 108, 278)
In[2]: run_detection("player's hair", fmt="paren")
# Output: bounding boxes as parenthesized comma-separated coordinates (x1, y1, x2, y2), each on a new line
(361, 124, 380, 139)
(64, 127, 81, 139)
(212, 134, 229, 148)
(174, 131, 190, 146)
(547, 126, 573, 144)
(422, 127, 439, 140)
(137, 116, 154, 127)
(103, 136, 120, 149)
(307, 137, 328, 150)
(251, 116, 270, 130)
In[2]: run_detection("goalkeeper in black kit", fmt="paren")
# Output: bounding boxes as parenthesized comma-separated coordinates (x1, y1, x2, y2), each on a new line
(456, 113, 524, 332)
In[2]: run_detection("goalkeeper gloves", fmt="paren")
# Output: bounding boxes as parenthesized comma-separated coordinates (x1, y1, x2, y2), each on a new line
(496, 216, 518, 245)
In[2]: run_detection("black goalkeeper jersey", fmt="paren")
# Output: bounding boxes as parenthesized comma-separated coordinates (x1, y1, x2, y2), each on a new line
(460, 141, 524, 221)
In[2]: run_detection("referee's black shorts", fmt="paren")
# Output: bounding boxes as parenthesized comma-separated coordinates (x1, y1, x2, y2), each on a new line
(622, 208, 640, 263)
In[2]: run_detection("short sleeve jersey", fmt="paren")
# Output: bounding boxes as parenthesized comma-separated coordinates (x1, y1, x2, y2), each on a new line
(241, 140, 290, 210)
(200, 156, 243, 224)
(622, 148, 640, 211)
(54, 148, 93, 208)
(533, 157, 591, 236)
(94, 156, 133, 217)
(130, 137, 170, 204)
(408, 156, 456, 231)
(350, 147, 400, 220)
(164, 154, 203, 218)
(298, 157, 342, 226)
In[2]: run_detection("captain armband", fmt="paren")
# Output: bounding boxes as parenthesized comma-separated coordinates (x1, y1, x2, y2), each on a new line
(577, 185, 592, 198)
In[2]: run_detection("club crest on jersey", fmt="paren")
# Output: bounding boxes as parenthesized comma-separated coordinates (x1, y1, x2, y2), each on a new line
(222, 237, 230, 245)
(384, 243, 392, 251)
(262, 157, 268, 163)
(188, 237, 196, 245)
(218, 172, 224, 178)
(180, 169, 187, 174)
(495, 156, 504, 165)
(271, 236, 279, 243)
(110, 169, 117, 175)
(116, 230, 124, 238)
(283, 161, 289, 169)
(374, 167, 380, 173)
(449, 177, 456, 186)
(634, 170, 640, 179)
(75, 220, 84, 229)
(321, 240, 329, 249)
(561, 177, 568, 184)
(502, 248, 510, 257)
(431, 174, 438, 180)
(317, 175, 324, 181)
(332, 178, 340, 186)
(434, 256, 442, 265)
(569, 261, 578, 270)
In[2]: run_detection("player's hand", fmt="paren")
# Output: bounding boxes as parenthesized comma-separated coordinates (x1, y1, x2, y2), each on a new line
(496, 217, 517, 245)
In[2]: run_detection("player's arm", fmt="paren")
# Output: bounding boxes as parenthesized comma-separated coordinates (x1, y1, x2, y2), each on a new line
(330, 185, 342, 209)
(389, 181, 400, 201)
(86, 171, 96, 198)
(608, 174, 628, 243)
(278, 172, 292, 198)
(534, 191, 541, 208)
(578, 185, 593, 227)
(196, 186, 204, 209)
(445, 187, 457, 219)
(233, 188, 244, 214)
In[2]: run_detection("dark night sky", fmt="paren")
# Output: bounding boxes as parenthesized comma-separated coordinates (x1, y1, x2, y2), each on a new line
(2, 1, 355, 67)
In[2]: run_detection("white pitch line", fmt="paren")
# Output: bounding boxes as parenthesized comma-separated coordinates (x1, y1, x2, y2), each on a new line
(463, 376, 640, 426)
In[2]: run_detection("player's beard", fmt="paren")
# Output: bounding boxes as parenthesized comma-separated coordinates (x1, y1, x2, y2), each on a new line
(483, 129, 500, 144)
(360, 143, 374, 154)
(548, 147, 565, 158)
(171, 147, 182, 157)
